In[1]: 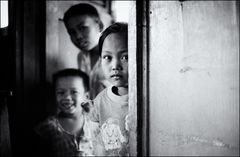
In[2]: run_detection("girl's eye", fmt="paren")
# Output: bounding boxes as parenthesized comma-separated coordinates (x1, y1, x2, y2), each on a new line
(121, 55, 128, 61)
(102, 55, 112, 60)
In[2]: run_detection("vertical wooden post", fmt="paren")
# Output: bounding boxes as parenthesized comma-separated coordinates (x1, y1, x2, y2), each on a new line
(128, 1, 137, 156)
(0, 91, 12, 157)
(8, 0, 46, 155)
(136, 0, 150, 156)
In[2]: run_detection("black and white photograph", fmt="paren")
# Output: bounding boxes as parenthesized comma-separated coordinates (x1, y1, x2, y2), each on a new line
(0, 0, 239, 156)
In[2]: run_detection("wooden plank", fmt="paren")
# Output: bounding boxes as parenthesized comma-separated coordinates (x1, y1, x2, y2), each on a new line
(0, 95, 12, 157)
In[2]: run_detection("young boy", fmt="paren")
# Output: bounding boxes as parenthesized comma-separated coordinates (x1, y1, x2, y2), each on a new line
(34, 69, 100, 156)
(85, 22, 129, 156)
(63, 3, 112, 99)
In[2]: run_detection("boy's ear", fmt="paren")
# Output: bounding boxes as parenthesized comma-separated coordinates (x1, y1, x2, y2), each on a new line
(85, 92, 90, 99)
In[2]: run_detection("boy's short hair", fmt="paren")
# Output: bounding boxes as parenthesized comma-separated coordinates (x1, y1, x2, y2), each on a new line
(98, 22, 128, 56)
(53, 68, 89, 92)
(63, 3, 104, 31)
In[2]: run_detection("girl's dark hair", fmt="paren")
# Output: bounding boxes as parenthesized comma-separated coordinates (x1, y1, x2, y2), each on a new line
(63, 3, 103, 31)
(52, 68, 89, 91)
(98, 22, 128, 56)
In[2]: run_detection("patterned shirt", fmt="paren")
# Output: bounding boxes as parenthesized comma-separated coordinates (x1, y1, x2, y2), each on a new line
(35, 115, 100, 156)
(89, 86, 129, 156)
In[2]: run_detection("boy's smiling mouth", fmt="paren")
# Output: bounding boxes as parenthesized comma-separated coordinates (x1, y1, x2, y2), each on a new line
(62, 102, 75, 109)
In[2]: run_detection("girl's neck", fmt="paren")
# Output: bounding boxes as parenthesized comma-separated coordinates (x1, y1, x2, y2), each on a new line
(112, 86, 128, 96)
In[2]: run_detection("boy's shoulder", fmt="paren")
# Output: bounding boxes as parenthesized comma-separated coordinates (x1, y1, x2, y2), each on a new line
(34, 116, 60, 139)
(37, 116, 58, 128)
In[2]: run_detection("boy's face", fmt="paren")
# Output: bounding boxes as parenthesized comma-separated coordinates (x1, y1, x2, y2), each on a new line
(55, 76, 88, 115)
(101, 33, 128, 87)
(66, 15, 101, 51)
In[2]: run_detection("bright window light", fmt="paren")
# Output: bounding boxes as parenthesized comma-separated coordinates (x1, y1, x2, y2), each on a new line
(1, 0, 8, 28)
(113, 1, 130, 23)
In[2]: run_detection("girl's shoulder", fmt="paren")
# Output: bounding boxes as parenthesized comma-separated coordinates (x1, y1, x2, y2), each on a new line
(93, 87, 108, 104)
(84, 116, 101, 136)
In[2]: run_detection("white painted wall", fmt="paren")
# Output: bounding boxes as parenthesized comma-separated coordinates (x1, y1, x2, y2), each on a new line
(149, 1, 239, 156)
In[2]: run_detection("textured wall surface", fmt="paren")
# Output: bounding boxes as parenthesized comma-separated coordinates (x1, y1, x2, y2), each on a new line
(149, 1, 239, 156)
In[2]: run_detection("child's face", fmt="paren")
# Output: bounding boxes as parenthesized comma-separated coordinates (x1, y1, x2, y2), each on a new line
(66, 15, 101, 51)
(101, 33, 128, 87)
(55, 76, 88, 115)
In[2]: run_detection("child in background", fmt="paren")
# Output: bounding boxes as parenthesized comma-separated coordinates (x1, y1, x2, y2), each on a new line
(63, 3, 112, 99)
(34, 69, 100, 156)
(85, 22, 129, 156)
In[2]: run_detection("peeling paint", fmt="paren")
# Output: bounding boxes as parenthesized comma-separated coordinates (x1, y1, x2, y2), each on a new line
(179, 66, 192, 73)
(207, 71, 211, 77)
(180, 2, 184, 12)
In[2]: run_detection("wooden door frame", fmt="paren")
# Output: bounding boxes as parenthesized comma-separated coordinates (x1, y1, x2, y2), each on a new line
(8, 0, 46, 155)
(136, 0, 150, 156)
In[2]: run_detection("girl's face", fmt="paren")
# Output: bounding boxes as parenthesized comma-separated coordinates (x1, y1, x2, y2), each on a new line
(101, 33, 128, 87)
(55, 76, 88, 115)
